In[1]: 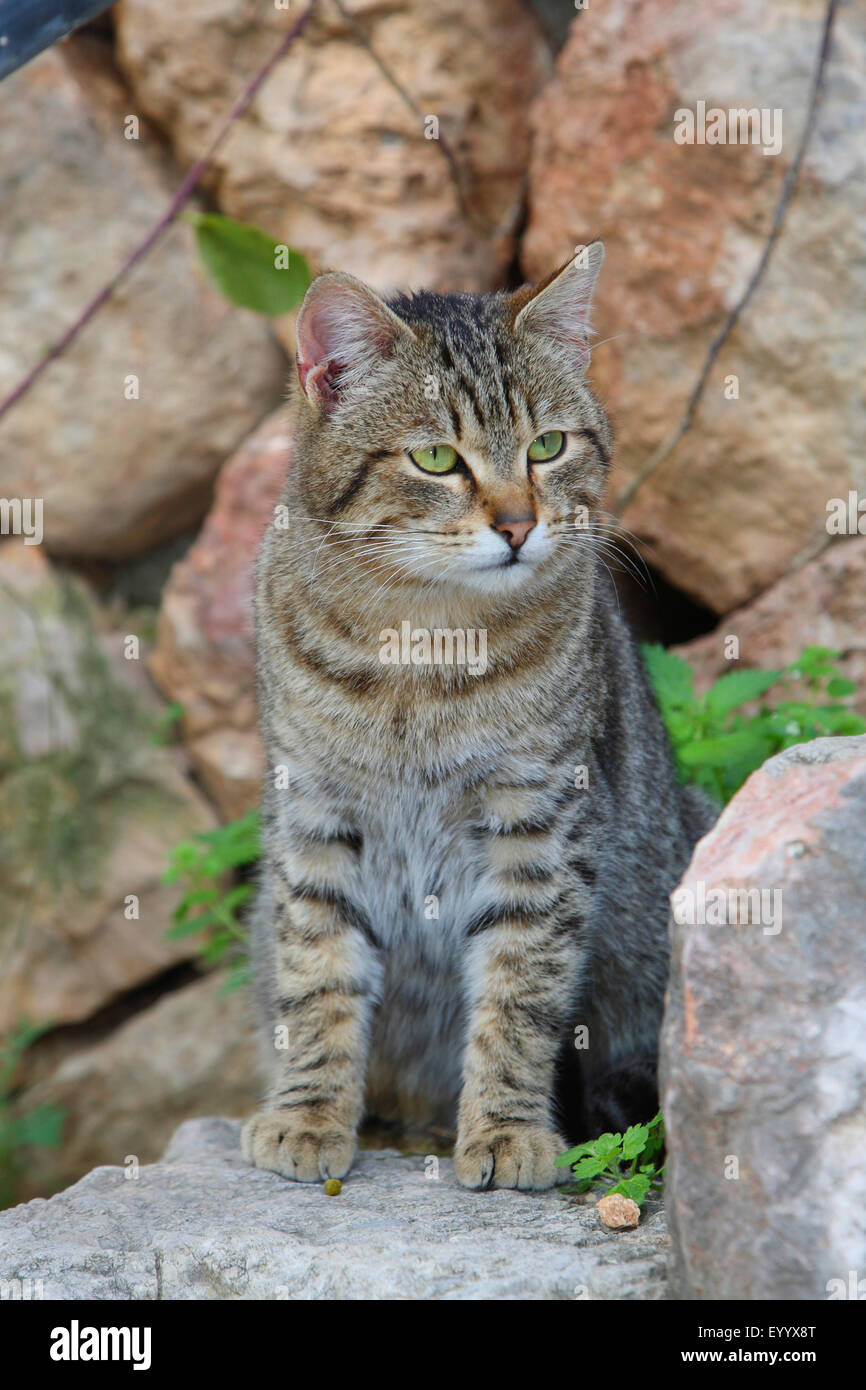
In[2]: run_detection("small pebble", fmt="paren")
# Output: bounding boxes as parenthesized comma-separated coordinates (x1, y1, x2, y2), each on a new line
(597, 1193, 640, 1230)
(324, 1178, 342, 1196)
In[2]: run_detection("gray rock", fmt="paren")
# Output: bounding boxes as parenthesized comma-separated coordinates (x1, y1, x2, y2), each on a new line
(661, 735, 866, 1300)
(0, 1118, 668, 1300)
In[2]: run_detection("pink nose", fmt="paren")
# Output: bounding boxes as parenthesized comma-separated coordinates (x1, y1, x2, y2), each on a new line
(495, 515, 536, 550)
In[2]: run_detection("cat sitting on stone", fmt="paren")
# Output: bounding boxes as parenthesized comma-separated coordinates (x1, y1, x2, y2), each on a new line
(242, 245, 713, 1190)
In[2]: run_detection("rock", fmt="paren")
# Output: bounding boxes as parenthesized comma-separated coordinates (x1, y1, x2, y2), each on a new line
(673, 537, 866, 718)
(148, 408, 292, 818)
(523, 0, 866, 612)
(0, 41, 286, 561)
(114, 0, 550, 331)
(661, 735, 866, 1300)
(0, 1118, 669, 1299)
(0, 541, 216, 1031)
(597, 1193, 641, 1231)
(16, 973, 262, 1201)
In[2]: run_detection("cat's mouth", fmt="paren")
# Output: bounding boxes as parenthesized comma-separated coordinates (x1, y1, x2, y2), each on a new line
(479, 552, 521, 570)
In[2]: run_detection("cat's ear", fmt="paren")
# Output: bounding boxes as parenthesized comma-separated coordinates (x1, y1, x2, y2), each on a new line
(296, 272, 414, 411)
(513, 242, 604, 367)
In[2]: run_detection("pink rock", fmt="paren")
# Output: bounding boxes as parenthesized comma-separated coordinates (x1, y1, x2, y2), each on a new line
(149, 408, 292, 818)
(661, 735, 866, 1299)
(597, 1193, 640, 1230)
(523, 0, 866, 612)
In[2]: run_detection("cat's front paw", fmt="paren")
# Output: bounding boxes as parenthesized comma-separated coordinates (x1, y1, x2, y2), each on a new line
(241, 1110, 356, 1183)
(454, 1123, 566, 1191)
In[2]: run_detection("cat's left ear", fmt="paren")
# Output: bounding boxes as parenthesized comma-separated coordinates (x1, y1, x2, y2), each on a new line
(513, 242, 604, 368)
(296, 272, 415, 412)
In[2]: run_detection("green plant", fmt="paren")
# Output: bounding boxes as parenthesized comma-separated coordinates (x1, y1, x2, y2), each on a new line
(556, 1110, 665, 1208)
(149, 701, 185, 747)
(163, 809, 261, 991)
(642, 643, 865, 804)
(185, 211, 312, 317)
(0, 1020, 64, 1210)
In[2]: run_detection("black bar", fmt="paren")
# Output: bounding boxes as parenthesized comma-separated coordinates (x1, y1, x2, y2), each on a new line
(0, 0, 115, 82)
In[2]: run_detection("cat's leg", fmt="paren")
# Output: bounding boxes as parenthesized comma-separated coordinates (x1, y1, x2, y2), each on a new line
(455, 907, 582, 1189)
(241, 848, 380, 1183)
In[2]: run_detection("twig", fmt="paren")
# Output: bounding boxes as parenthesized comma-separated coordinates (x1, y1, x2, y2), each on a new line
(330, 0, 489, 233)
(0, 2, 317, 426)
(614, 0, 839, 517)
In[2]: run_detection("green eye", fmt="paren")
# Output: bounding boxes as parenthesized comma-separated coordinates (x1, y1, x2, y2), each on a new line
(409, 444, 460, 474)
(527, 430, 565, 462)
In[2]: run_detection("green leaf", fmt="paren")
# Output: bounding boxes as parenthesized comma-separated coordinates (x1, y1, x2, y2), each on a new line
(789, 646, 839, 675)
(556, 1139, 601, 1168)
(188, 212, 312, 316)
(677, 729, 773, 769)
(703, 668, 781, 719)
(620, 1123, 650, 1161)
(607, 1173, 652, 1206)
(570, 1155, 608, 1181)
(592, 1132, 623, 1165)
(7, 1104, 64, 1151)
(641, 643, 696, 712)
(827, 677, 857, 697)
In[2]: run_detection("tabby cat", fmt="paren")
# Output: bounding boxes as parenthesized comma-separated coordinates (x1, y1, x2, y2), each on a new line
(241, 244, 713, 1190)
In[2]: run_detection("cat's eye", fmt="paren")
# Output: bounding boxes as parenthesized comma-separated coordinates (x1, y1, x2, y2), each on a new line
(409, 444, 460, 474)
(527, 430, 565, 462)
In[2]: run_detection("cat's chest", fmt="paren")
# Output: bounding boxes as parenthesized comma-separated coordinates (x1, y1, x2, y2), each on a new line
(354, 777, 489, 955)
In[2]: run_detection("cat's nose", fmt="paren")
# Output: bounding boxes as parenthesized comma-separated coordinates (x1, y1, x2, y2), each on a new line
(494, 514, 536, 551)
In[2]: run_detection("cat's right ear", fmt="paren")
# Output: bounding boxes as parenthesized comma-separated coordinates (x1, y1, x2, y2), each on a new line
(296, 272, 414, 412)
(513, 243, 605, 368)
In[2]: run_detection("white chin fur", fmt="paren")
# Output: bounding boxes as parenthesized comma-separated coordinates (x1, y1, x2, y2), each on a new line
(394, 521, 553, 592)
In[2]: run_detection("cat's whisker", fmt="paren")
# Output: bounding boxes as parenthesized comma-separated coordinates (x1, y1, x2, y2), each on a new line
(315, 541, 441, 607)
(312, 538, 436, 595)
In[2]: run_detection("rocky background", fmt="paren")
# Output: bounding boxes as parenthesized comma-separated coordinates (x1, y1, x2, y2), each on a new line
(1, 0, 864, 1224)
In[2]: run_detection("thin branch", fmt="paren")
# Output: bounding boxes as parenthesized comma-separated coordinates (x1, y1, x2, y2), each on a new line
(330, 0, 490, 233)
(613, 0, 839, 517)
(0, 2, 317, 425)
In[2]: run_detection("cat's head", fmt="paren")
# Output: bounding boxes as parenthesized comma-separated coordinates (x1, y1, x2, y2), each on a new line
(290, 246, 611, 600)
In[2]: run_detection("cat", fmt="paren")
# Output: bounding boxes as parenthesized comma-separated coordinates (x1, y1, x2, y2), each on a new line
(241, 243, 714, 1190)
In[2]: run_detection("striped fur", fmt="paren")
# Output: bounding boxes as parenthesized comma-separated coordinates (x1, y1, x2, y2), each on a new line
(241, 251, 714, 1189)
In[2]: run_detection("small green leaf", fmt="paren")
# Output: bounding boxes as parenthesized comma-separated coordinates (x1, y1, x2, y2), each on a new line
(592, 1132, 623, 1166)
(607, 1173, 652, 1206)
(827, 677, 857, 697)
(641, 643, 696, 711)
(703, 668, 781, 719)
(7, 1104, 64, 1151)
(620, 1123, 650, 1161)
(556, 1139, 601, 1168)
(188, 212, 312, 316)
(570, 1155, 608, 1181)
(678, 730, 773, 769)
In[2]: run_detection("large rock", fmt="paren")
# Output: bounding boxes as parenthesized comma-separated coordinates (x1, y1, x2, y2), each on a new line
(148, 408, 291, 818)
(0, 41, 286, 561)
(674, 537, 866, 717)
(661, 735, 866, 1300)
(0, 541, 215, 1031)
(114, 0, 550, 320)
(0, 1117, 668, 1299)
(523, 0, 866, 612)
(16, 973, 262, 1202)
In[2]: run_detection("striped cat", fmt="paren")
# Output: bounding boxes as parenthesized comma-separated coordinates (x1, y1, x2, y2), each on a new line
(242, 245, 713, 1190)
